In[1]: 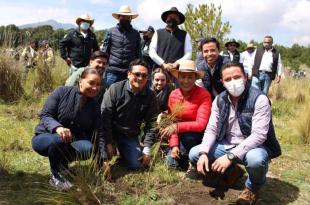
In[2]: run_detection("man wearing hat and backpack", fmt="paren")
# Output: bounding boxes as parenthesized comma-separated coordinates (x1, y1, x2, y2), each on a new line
(240, 43, 257, 80)
(149, 7, 192, 75)
(60, 14, 99, 75)
(101, 5, 141, 88)
(221, 39, 241, 65)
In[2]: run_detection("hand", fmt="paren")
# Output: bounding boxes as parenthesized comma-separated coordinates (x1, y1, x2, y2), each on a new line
(106, 143, 115, 160)
(275, 75, 281, 83)
(65, 57, 72, 66)
(139, 154, 151, 168)
(156, 112, 166, 124)
(247, 74, 252, 80)
(171, 62, 179, 69)
(162, 63, 174, 71)
(197, 154, 209, 175)
(159, 123, 177, 139)
(102, 161, 112, 181)
(55, 127, 72, 143)
(211, 155, 233, 174)
(171, 146, 180, 159)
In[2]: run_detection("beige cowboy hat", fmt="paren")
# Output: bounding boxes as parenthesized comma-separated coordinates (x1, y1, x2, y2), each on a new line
(76, 14, 94, 25)
(246, 43, 256, 49)
(112, 5, 139, 19)
(170, 60, 205, 80)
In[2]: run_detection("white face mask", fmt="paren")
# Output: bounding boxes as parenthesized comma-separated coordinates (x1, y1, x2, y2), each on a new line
(223, 78, 245, 97)
(80, 22, 90, 30)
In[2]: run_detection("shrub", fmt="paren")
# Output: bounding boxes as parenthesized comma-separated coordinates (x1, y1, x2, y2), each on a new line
(295, 105, 310, 144)
(0, 55, 24, 102)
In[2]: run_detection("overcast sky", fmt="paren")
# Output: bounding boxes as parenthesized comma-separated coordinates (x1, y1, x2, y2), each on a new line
(0, 0, 309, 47)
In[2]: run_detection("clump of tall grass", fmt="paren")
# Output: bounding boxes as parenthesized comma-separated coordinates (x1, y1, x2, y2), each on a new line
(294, 105, 310, 144)
(0, 151, 10, 175)
(34, 148, 116, 205)
(0, 55, 24, 102)
(149, 102, 185, 169)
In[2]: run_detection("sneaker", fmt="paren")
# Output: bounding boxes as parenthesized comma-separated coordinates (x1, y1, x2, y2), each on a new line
(49, 173, 73, 191)
(236, 187, 258, 205)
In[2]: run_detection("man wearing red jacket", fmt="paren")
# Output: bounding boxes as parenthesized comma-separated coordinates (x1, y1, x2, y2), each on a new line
(160, 60, 212, 169)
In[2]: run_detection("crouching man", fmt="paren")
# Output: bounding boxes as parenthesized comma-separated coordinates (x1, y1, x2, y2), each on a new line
(101, 59, 159, 170)
(189, 62, 281, 205)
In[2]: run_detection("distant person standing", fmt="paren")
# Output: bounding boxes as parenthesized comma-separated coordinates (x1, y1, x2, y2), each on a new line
(140, 26, 155, 71)
(21, 39, 39, 71)
(149, 7, 192, 74)
(220, 39, 241, 65)
(60, 14, 99, 75)
(240, 43, 256, 80)
(40, 40, 55, 68)
(101, 5, 141, 87)
(251, 35, 283, 94)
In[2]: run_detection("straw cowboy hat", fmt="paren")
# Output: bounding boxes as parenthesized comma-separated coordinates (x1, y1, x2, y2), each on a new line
(246, 43, 256, 49)
(225, 38, 240, 48)
(76, 14, 94, 25)
(170, 60, 205, 80)
(112, 5, 139, 19)
(161, 7, 185, 24)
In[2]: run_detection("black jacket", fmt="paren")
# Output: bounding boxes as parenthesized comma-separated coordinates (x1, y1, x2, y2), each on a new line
(34, 86, 107, 159)
(101, 80, 159, 148)
(60, 29, 99, 68)
(101, 24, 141, 73)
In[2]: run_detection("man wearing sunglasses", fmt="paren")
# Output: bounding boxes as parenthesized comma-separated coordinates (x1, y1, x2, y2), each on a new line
(101, 59, 159, 170)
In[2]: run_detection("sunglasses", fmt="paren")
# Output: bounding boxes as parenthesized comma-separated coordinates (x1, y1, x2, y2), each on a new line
(131, 72, 148, 79)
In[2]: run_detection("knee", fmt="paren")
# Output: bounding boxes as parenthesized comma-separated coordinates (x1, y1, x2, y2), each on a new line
(246, 149, 269, 169)
(189, 145, 200, 165)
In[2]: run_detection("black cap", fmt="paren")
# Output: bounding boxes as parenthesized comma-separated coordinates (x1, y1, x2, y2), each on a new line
(139, 26, 155, 33)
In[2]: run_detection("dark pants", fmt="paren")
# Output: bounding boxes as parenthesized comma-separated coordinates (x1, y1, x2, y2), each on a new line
(32, 133, 93, 177)
(104, 69, 128, 88)
(166, 132, 203, 169)
(114, 135, 142, 170)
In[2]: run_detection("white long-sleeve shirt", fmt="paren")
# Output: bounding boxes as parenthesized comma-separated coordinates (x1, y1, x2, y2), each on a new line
(149, 29, 192, 66)
(259, 49, 283, 76)
(240, 50, 256, 75)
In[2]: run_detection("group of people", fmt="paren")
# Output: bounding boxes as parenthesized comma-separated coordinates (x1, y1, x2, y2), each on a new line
(21, 39, 54, 71)
(32, 5, 282, 205)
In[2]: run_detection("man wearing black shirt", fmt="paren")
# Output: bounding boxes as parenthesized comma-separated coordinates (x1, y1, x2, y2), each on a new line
(101, 59, 159, 170)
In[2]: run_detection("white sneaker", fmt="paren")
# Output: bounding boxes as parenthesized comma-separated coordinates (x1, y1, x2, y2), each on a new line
(49, 173, 73, 191)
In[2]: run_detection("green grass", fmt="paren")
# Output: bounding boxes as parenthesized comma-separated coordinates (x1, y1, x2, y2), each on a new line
(0, 55, 310, 204)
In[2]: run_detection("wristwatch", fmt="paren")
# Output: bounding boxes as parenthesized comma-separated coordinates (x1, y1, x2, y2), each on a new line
(227, 152, 236, 161)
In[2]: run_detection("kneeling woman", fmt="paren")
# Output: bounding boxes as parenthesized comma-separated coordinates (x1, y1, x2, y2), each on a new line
(160, 60, 212, 169)
(32, 68, 108, 191)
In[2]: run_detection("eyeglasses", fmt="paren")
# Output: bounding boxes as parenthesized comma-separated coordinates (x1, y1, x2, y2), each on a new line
(131, 72, 148, 79)
(229, 44, 237, 47)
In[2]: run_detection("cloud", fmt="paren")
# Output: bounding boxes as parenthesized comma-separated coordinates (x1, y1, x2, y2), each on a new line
(135, 0, 309, 46)
(88, 0, 112, 6)
(0, 4, 74, 26)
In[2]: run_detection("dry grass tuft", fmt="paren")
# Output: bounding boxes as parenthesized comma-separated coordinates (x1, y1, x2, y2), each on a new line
(295, 105, 310, 144)
(0, 55, 24, 102)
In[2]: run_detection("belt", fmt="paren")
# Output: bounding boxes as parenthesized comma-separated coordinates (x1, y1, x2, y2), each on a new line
(259, 70, 272, 74)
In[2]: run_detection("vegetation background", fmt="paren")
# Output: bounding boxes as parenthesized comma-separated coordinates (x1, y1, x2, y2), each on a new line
(0, 3, 309, 205)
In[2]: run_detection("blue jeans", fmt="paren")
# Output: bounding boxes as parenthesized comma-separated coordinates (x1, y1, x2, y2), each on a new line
(251, 72, 272, 94)
(115, 136, 142, 170)
(166, 132, 203, 169)
(189, 143, 269, 192)
(32, 133, 93, 177)
(104, 70, 128, 88)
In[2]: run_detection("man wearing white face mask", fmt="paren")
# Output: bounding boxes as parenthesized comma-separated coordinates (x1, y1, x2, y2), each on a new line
(189, 62, 281, 205)
(60, 14, 99, 75)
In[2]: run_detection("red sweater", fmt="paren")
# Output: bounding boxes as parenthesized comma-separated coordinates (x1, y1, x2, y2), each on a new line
(168, 85, 212, 147)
